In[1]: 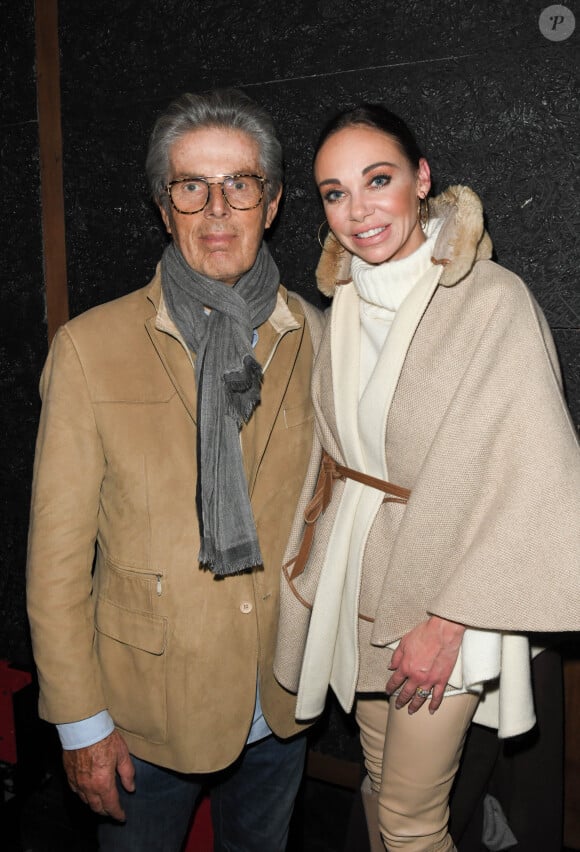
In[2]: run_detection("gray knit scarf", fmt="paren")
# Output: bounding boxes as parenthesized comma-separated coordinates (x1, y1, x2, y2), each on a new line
(161, 240, 280, 575)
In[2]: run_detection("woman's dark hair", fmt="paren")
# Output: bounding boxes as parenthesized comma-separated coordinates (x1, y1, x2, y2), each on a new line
(314, 104, 424, 169)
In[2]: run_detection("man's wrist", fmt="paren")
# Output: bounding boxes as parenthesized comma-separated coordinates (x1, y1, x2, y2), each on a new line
(57, 710, 115, 750)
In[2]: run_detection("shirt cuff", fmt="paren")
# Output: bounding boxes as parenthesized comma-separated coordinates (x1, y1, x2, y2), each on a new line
(57, 710, 115, 750)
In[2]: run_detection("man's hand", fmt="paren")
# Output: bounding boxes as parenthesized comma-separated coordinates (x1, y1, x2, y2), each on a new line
(385, 615, 466, 714)
(62, 730, 135, 820)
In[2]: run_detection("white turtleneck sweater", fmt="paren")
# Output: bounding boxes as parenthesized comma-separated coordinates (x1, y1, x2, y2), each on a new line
(352, 220, 442, 392)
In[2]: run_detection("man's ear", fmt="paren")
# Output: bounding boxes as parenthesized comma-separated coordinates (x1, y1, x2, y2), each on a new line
(159, 204, 172, 235)
(264, 186, 283, 230)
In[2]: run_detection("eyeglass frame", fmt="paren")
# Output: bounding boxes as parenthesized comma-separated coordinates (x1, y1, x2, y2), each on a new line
(165, 173, 269, 214)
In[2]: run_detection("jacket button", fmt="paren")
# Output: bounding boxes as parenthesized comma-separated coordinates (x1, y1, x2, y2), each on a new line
(240, 601, 253, 614)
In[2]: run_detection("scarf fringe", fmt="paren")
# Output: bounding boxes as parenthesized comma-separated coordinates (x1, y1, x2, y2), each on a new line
(224, 356, 263, 425)
(199, 541, 263, 576)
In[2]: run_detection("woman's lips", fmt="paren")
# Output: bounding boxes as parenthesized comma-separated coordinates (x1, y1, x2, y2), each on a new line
(353, 224, 390, 243)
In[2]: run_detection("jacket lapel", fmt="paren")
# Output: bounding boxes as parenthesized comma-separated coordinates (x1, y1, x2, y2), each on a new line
(143, 273, 198, 423)
(145, 317, 197, 423)
(242, 291, 302, 495)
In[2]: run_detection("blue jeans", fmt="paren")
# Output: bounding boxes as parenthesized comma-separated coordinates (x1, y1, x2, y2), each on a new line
(97, 733, 306, 852)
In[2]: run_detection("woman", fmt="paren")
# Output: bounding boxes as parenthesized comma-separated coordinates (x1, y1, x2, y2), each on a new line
(274, 104, 580, 851)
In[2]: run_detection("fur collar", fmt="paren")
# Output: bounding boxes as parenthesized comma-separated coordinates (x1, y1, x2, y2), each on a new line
(316, 185, 494, 297)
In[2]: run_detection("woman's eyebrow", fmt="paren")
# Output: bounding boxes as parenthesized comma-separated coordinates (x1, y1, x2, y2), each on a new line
(362, 160, 399, 175)
(318, 160, 400, 188)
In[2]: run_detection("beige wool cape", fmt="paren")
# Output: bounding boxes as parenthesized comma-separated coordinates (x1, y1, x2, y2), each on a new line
(274, 186, 580, 737)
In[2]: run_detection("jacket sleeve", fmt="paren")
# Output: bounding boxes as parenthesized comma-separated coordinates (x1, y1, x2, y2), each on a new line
(26, 326, 108, 724)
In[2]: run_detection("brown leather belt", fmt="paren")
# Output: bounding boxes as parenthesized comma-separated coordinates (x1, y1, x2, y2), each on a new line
(285, 450, 411, 581)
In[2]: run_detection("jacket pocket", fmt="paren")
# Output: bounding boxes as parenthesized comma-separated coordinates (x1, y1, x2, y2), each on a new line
(283, 400, 314, 429)
(100, 557, 164, 611)
(95, 597, 168, 743)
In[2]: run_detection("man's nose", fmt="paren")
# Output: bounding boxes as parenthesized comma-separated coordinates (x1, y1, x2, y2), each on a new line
(204, 183, 229, 217)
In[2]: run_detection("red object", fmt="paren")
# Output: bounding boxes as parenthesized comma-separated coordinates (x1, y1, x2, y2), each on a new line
(184, 794, 214, 851)
(0, 660, 32, 764)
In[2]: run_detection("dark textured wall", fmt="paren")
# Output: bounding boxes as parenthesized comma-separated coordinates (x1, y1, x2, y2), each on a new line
(1, 0, 578, 747)
(0, 0, 46, 665)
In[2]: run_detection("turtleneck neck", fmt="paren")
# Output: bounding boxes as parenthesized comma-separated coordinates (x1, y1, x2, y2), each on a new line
(350, 219, 442, 394)
(351, 219, 442, 311)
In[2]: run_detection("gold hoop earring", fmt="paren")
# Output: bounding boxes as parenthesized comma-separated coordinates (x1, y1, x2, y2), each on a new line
(317, 220, 344, 254)
(418, 196, 430, 233)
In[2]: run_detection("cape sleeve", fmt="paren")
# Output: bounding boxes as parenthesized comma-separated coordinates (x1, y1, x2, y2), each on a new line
(371, 275, 580, 645)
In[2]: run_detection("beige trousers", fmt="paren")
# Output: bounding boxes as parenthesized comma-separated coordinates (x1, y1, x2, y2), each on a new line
(355, 693, 479, 851)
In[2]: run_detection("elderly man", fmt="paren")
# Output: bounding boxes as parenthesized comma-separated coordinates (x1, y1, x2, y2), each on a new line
(27, 89, 320, 852)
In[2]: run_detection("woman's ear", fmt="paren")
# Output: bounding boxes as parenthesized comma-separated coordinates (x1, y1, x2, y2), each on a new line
(416, 158, 431, 199)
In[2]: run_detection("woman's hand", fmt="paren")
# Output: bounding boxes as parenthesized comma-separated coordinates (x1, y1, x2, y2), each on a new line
(385, 615, 466, 714)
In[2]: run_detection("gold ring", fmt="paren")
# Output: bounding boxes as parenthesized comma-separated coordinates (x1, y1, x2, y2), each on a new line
(416, 687, 431, 699)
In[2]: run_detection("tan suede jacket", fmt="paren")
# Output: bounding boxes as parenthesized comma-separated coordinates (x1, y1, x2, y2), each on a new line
(27, 270, 317, 772)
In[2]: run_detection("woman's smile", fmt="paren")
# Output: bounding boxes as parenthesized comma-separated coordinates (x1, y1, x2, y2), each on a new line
(353, 224, 390, 241)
